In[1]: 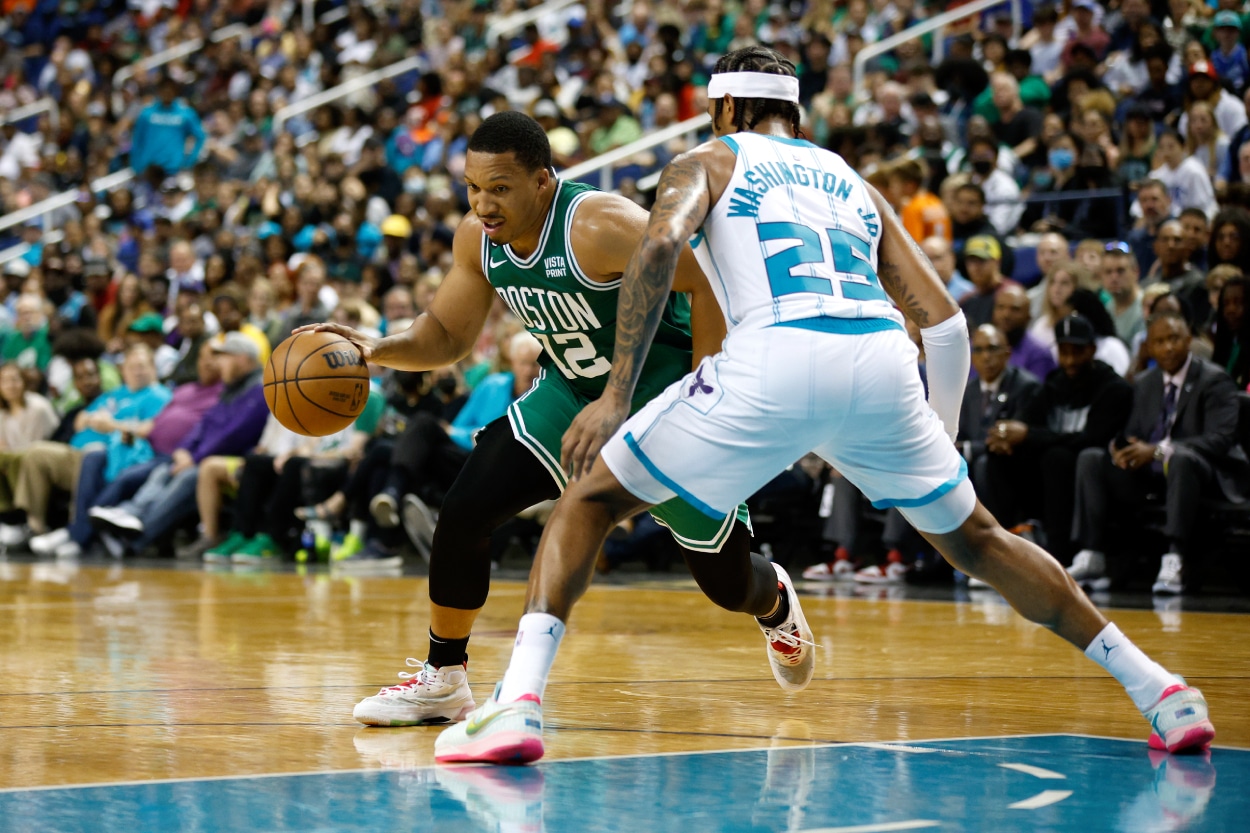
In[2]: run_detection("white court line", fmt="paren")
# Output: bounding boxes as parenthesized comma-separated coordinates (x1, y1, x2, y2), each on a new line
(1008, 790, 1073, 810)
(799, 821, 941, 833)
(0, 732, 1135, 794)
(0, 735, 1039, 795)
(855, 742, 942, 754)
(0, 766, 380, 795)
(998, 762, 1067, 779)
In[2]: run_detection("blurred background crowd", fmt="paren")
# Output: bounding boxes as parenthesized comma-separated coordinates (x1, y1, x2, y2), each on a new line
(0, 0, 1246, 594)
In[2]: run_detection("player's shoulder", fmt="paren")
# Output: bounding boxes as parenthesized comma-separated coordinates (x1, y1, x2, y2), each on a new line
(681, 136, 738, 169)
(451, 213, 486, 259)
(568, 190, 649, 241)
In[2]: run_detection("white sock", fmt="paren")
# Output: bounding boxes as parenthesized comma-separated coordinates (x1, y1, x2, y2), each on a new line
(349, 519, 367, 540)
(497, 613, 566, 704)
(1084, 623, 1178, 712)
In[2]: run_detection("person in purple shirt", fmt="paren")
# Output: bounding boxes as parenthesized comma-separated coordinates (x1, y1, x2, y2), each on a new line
(993, 284, 1059, 381)
(32, 347, 226, 557)
(88, 333, 270, 556)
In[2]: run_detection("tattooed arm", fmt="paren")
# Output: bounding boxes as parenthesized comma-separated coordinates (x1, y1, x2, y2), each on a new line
(606, 152, 713, 400)
(866, 182, 968, 441)
(865, 182, 960, 328)
(560, 148, 717, 479)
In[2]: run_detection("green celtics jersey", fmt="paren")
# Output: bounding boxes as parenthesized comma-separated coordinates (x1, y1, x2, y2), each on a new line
(481, 179, 696, 402)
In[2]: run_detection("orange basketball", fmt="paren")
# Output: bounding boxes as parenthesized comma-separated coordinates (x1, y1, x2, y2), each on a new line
(263, 331, 370, 437)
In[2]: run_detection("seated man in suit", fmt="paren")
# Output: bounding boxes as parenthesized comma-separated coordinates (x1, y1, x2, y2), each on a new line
(982, 314, 1134, 561)
(1071, 311, 1250, 594)
(958, 324, 1041, 508)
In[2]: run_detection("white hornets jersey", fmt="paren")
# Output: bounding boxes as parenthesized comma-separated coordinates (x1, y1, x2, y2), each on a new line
(690, 132, 904, 335)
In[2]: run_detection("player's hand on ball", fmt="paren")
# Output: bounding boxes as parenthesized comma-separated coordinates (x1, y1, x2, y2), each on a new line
(291, 323, 379, 361)
(562, 392, 630, 481)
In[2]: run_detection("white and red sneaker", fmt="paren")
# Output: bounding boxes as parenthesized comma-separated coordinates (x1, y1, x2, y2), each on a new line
(1143, 676, 1216, 753)
(353, 658, 476, 726)
(758, 563, 816, 692)
(801, 548, 854, 582)
(435, 683, 545, 764)
(854, 560, 908, 584)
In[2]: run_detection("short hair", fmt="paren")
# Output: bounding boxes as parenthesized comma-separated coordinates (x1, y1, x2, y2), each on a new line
(968, 135, 998, 153)
(1102, 246, 1140, 271)
(1033, 4, 1059, 24)
(467, 111, 553, 173)
(1207, 263, 1243, 289)
(212, 284, 248, 315)
(1147, 308, 1190, 332)
(123, 342, 155, 361)
(1138, 178, 1169, 196)
(1179, 206, 1209, 224)
(888, 157, 927, 186)
(955, 182, 986, 203)
(51, 328, 106, 361)
(1005, 49, 1032, 69)
(1158, 127, 1184, 145)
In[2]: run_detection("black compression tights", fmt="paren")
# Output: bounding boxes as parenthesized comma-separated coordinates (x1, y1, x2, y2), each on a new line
(427, 417, 779, 618)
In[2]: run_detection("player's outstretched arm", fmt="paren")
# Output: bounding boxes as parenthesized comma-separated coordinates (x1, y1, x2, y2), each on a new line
(562, 150, 715, 480)
(865, 182, 960, 328)
(866, 182, 969, 441)
(295, 218, 497, 371)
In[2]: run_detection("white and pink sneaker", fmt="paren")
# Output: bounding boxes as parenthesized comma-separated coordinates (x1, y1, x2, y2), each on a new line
(1144, 676, 1215, 754)
(435, 683, 545, 764)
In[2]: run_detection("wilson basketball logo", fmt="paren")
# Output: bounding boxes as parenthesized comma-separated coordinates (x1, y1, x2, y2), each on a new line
(264, 332, 369, 437)
(322, 350, 365, 370)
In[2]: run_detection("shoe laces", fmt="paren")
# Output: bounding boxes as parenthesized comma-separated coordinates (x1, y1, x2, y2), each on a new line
(377, 658, 438, 695)
(763, 620, 815, 660)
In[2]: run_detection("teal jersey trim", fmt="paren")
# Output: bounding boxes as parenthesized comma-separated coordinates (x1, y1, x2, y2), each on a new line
(623, 432, 725, 520)
(773, 316, 903, 335)
(870, 458, 969, 510)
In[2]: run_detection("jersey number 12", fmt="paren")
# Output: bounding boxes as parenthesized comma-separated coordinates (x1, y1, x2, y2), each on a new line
(758, 222, 886, 302)
(533, 331, 611, 380)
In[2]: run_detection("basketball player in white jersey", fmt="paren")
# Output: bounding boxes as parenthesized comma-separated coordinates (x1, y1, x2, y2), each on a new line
(433, 46, 1216, 765)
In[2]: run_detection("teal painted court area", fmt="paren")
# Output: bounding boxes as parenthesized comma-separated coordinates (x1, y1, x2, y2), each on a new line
(2, 734, 1243, 832)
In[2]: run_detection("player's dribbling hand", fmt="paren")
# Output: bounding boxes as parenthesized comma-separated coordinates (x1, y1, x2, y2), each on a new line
(291, 322, 379, 361)
(562, 392, 630, 481)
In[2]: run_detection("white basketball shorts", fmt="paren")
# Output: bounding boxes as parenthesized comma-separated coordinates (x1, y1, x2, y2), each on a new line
(600, 323, 976, 535)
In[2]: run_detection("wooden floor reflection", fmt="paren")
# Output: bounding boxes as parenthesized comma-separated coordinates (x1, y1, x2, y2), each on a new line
(1, 560, 1246, 789)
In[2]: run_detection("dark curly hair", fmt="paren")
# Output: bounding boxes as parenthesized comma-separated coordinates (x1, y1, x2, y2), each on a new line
(712, 45, 804, 139)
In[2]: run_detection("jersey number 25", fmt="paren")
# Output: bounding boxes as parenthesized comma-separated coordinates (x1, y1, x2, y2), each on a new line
(758, 222, 887, 302)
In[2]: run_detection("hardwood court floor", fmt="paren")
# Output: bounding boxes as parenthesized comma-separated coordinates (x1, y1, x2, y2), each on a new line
(1, 559, 1247, 791)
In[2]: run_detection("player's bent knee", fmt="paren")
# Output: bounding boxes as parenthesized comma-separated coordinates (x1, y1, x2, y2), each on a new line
(566, 461, 650, 524)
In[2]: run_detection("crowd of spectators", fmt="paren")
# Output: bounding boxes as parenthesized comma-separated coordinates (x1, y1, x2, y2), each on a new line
(0, 0, 1247, 591)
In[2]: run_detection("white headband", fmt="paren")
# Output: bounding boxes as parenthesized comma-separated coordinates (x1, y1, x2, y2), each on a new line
(707, 72, 800, 103)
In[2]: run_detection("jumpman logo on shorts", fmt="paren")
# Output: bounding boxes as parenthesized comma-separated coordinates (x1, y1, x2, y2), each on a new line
(688, 366, 714, 397)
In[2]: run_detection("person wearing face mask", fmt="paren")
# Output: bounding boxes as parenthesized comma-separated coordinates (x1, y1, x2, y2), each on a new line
(964, 135, 1024, 236)
(1024, 132, 1082, 234)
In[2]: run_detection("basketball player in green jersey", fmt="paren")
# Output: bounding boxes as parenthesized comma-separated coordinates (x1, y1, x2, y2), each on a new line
(303, 111, 814, 727)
